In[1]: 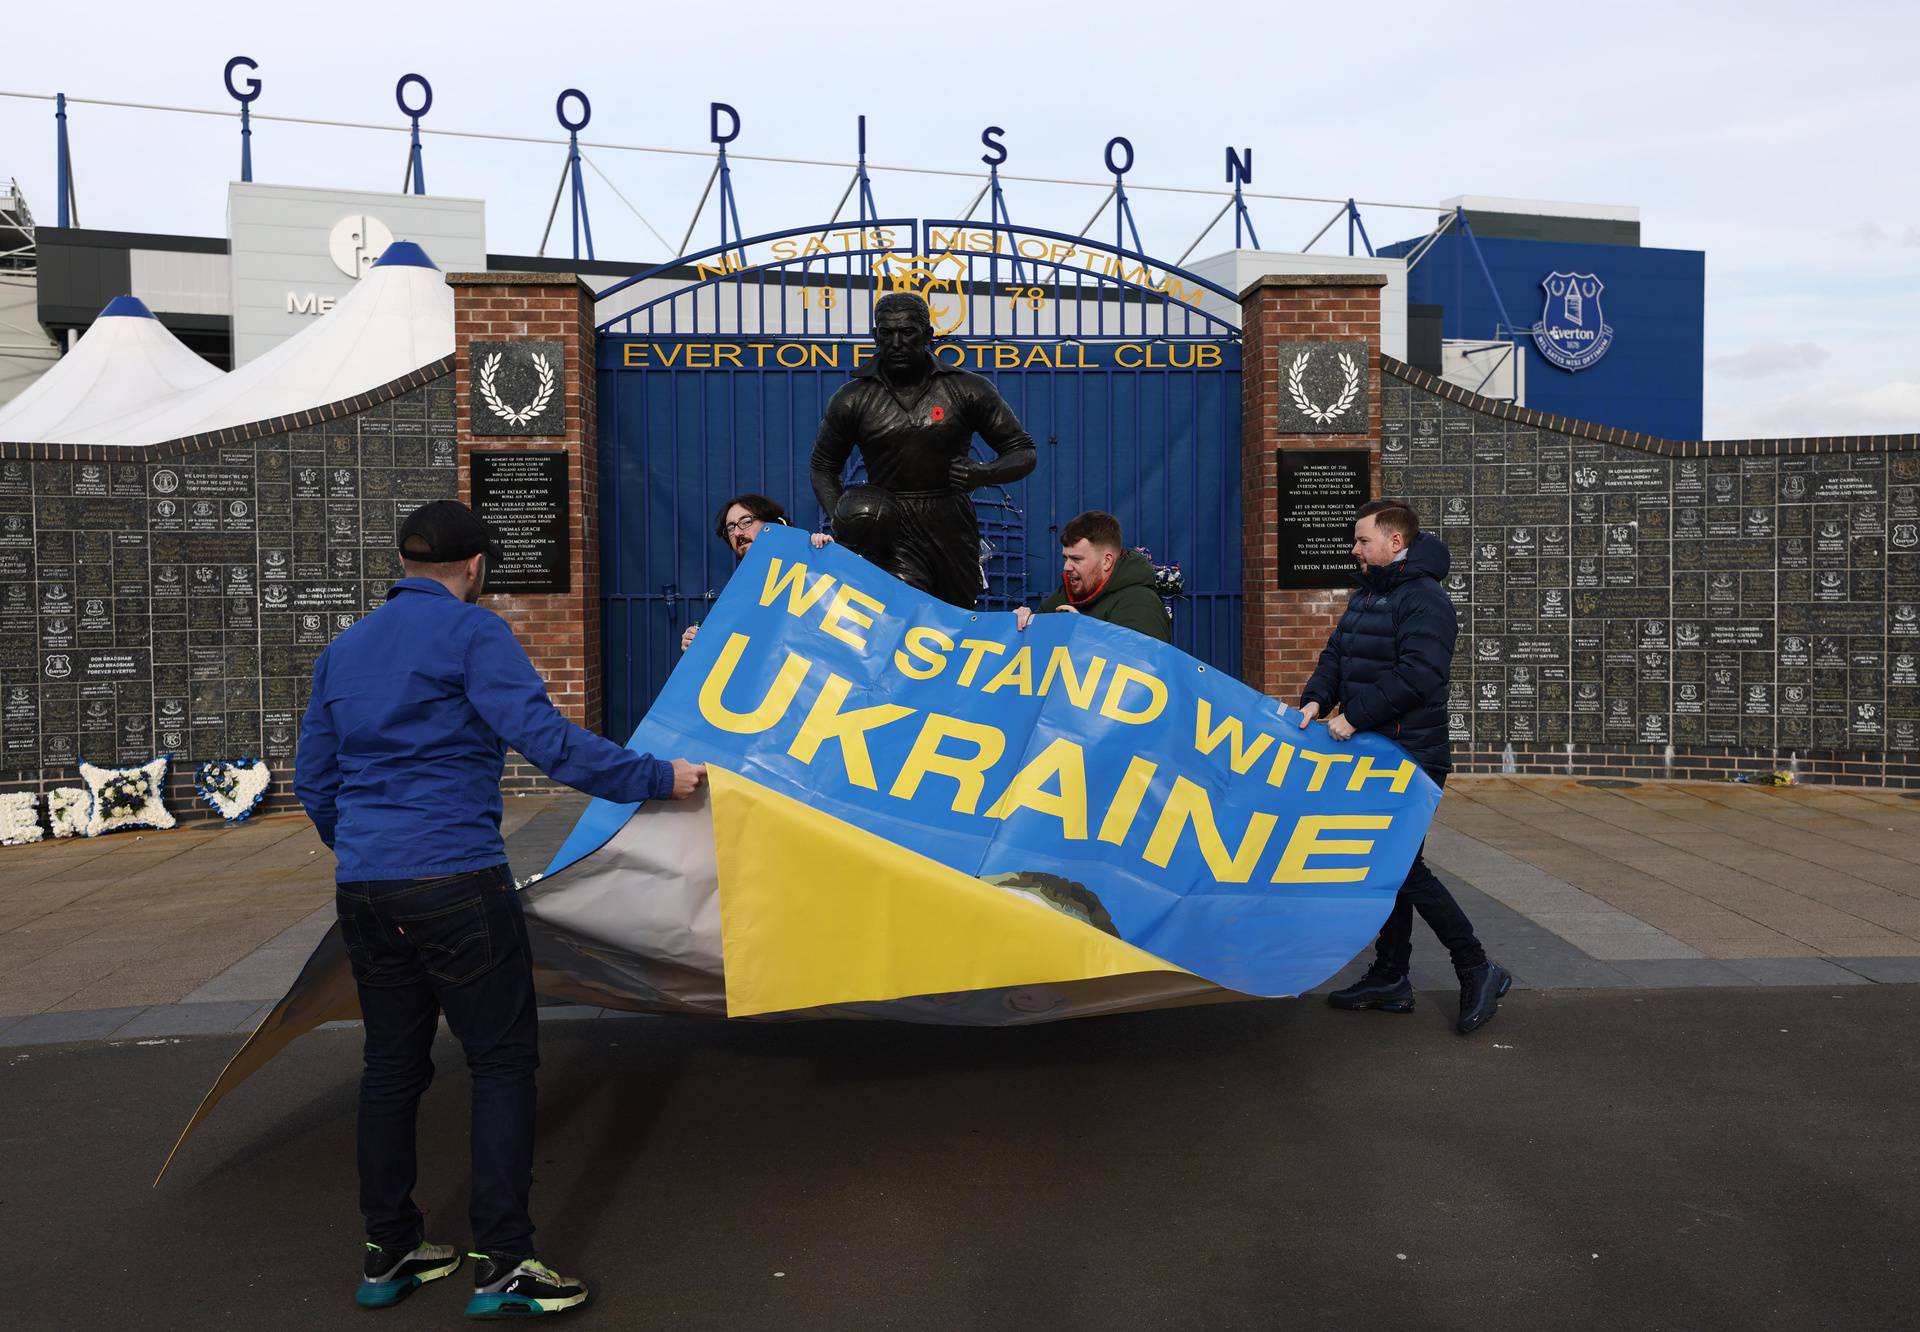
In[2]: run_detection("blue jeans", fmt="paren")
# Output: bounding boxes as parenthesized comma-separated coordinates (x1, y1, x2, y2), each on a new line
(1373, 770, 1488, 975)
(335, 865, 538, 1259)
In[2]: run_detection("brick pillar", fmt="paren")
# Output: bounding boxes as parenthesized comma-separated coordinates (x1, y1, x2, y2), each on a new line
(1239, 273, 1386, 701)
(448, 273, 602, 790)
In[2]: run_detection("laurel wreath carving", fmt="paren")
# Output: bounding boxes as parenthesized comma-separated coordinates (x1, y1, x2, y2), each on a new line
(1286, 351, 1362, 424)
(479, 351, 557, 427)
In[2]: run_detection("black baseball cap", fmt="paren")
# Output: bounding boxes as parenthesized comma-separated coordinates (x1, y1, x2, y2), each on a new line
(398, 500, 504, 562)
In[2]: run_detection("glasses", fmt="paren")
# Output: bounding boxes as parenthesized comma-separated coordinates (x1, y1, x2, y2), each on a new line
(722, 516, 762, 536)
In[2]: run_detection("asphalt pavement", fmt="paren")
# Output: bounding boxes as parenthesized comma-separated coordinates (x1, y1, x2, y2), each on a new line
(5, 983, 1915, 1330)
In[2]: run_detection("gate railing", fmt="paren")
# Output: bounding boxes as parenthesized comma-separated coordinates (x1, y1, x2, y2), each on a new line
(595, 218, 1243, 341)
(595, 216, 1245, 737)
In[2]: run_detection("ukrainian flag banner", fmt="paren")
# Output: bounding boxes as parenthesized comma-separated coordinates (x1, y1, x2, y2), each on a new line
(163, 526, 1445, 1175)
(546, 525, 1441, 1015)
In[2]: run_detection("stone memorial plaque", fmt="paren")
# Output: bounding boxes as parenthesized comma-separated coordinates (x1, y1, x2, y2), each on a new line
(1276, 448, 1370, 589)
(1273, 342, 1372, 436)
(471, 451, 572, 594)
(471, 341, 567, 437)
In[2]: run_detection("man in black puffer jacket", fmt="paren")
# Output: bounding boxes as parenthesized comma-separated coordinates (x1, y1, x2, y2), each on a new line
(1298, 500, 1511, 1035)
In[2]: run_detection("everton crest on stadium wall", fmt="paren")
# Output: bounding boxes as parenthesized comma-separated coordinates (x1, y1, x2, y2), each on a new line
(1531, 272, 1614, 372)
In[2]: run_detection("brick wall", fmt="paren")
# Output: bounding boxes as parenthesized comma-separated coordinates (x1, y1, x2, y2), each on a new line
(449, 274, 602, 792)
(1238, 273, 1386, 702)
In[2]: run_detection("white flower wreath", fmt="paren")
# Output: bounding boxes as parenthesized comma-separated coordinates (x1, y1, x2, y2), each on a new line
(79, 756, 176, 838)
(47, 786, 90, 839)
(0, 791, 43, 846)
(196, 757, 273, 823)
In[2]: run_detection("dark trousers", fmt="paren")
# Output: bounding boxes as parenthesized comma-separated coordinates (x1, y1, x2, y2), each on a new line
(887, 492, 982, 610)
(1373, 770, 1487, 975)
(335, 864, 539, 1259)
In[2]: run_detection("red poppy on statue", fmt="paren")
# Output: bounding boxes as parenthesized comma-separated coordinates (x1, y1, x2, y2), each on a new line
(929, 406, 945, 422)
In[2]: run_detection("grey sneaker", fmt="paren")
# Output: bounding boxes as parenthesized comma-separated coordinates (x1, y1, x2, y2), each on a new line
(357, 1239, 460, 1308)
(465, 1254, 590, 1319)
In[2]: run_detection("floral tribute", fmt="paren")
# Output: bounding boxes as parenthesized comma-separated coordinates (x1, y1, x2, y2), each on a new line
(0, 792, 42, 846)
(46, 787, 90, 839)
(195, 758, 273, 823)
(78, 756, 176, 838)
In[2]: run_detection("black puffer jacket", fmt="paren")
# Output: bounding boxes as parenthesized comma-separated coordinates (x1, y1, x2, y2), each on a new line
(1300, 532, 1457, 771)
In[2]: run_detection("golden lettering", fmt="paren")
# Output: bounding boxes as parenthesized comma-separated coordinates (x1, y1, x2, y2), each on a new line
(1193, 698, 1274, 774)
(1096, 755, 1158, 844)
(1264, 741, 1297, 788)
(759, 558, 836, 618)
(893, 625, 953, 680)
(981, 645, 1035, 695)
(788, 672, 914, 789)
(1039, 647, 1106, 709)
(955, 637, 1008, 687)
(697, 633, 810, 734)
(1346, 755, 1418, 794)
(819, 582, 886, 650)
(1271, 815, 1392, 884)
(984, 736, 1089, 839)
(1143, 776, 1278, 884)
(888, 714, 1008, 814)
(1099, 664, 1167, 725)
(1298, 749, 1356, 792)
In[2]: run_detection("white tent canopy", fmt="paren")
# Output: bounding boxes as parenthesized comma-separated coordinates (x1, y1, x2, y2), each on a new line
(0, 296, 224, 444)
(36, 241, 455, 449)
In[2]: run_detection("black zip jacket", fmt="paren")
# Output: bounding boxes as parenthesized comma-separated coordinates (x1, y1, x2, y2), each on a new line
(1300, 532, 1457, 771)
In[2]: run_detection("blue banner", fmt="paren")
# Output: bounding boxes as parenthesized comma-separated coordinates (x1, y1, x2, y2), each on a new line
(548, 526, 1441, 996)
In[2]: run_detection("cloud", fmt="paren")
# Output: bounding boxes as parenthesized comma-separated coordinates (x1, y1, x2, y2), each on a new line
(1707, 343, 1830, 379)
(1713, 379, 1920, 438)
(1841, 223, 1920, 249)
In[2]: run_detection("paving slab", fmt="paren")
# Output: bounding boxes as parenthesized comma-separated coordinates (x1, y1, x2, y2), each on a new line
(180, 906, 336, 1005)
(1833, 956, 1920, 983)
(1, 1005, 149, 1045)
(1607, 958, 1756, 988)
(113, 1000, 273, 1039)
(1721, 958, 1874, 987)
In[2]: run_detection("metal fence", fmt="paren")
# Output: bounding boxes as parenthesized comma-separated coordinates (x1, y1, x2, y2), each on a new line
(595, 220, 1243, 740)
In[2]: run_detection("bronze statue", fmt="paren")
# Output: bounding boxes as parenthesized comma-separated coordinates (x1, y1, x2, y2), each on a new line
(810, 292, 1036, 609)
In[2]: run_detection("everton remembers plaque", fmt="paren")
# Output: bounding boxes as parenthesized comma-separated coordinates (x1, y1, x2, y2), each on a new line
(1278, 448, 1371, 589)
(471, 451, 571, 593)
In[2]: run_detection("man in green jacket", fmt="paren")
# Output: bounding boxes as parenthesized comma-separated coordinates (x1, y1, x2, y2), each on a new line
(1013, 510, 1172, 642)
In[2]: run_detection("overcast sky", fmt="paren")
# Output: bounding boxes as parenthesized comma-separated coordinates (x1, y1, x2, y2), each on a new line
(4, 0, 1915, 438)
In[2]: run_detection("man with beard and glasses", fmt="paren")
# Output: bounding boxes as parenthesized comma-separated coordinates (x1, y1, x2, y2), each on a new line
(679, 494, 833, 652)
(295, 500, 705, 1317)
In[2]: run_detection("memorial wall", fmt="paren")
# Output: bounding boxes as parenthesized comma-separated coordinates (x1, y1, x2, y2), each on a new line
(8, 298, 1917, 817)
(1378, 362, 1920, 782)
(0, 365, 458, 808)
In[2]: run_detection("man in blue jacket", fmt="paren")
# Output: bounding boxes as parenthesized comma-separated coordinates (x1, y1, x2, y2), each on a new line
(295, 500, 703, 1317)
(1297, 500, 1511, 1035)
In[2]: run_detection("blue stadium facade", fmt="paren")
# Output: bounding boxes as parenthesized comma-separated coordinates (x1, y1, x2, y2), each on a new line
(1381, 200, 1705, 441)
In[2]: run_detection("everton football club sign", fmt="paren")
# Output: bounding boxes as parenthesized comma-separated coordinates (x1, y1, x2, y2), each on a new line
(1531, 271, 1615, 372)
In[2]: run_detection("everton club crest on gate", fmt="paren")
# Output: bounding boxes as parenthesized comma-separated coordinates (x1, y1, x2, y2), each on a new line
(1531, 271, 1615, 371)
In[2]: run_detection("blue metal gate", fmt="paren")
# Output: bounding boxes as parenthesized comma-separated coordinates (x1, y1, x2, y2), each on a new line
(595, 220, 1243, 741)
